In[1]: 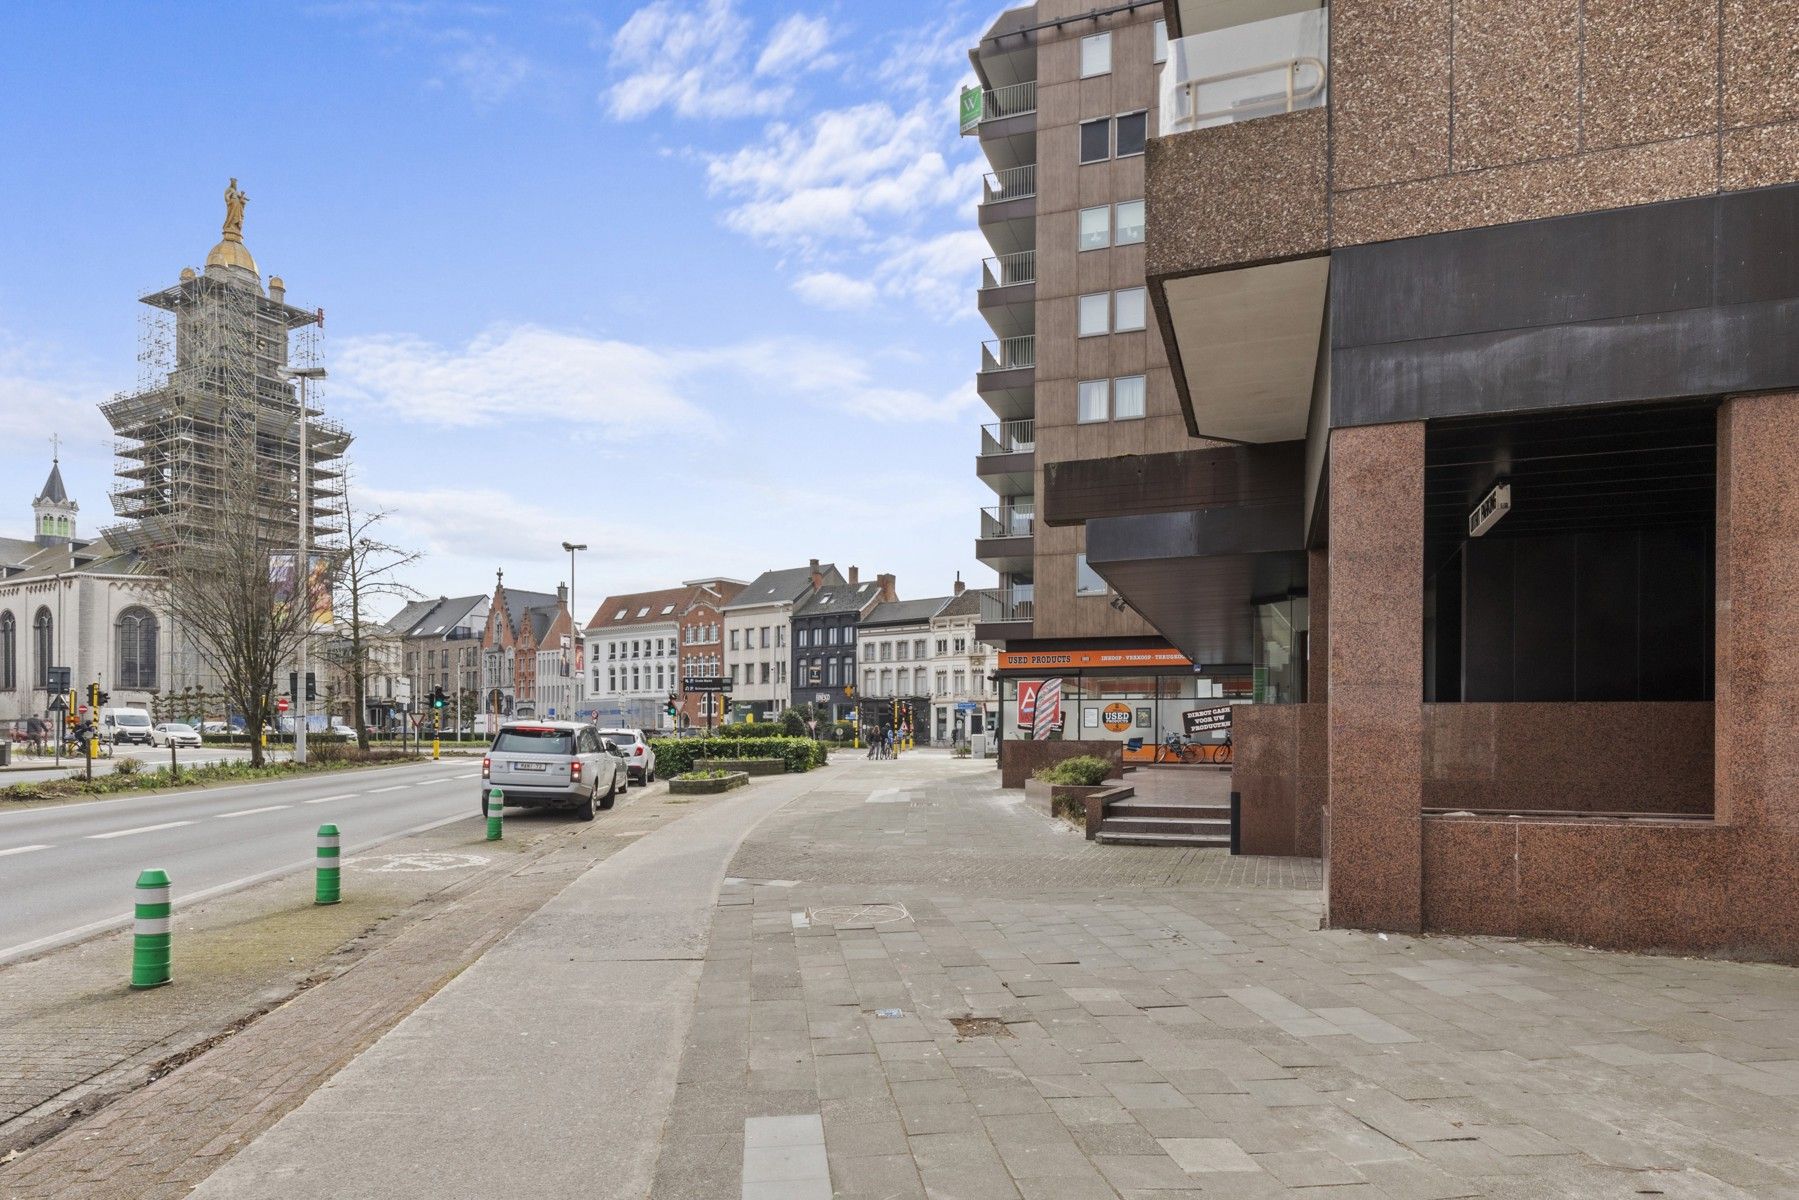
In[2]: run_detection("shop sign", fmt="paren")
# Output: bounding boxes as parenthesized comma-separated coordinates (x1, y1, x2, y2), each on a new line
(1016, 679, 1063, 740)
(1101, 703, 1133, 732)
(1183, 705, 1233, 735)
(998, 647, 1192, 671)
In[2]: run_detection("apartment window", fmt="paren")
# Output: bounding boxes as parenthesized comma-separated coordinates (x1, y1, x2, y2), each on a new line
(777, 661, 786, 682)
(655, 665, 664, 690)
(1078, 292, 1109, 337)
(632, 667, 641, 690)
(731, 664, 740, 684)
(914, 639, 927, 659)
(880, 668, 893, 694)
(1079, 118, 1110, 163)
(844, 626, 854, 643)
(864, 668, 875, 694)
(1080, 31, 1111, 77)
(1114, 374, 1146, 419)
(1079, 205, 1110, 252)
(798, 627, 809, 648)
(828, 626, 840, 645)
(1117, 110, 1148, 156)
(775, 626, 784, 647)
(1116, 287, 1146, 331)
(954, 670, 967, 694)
(935, 670, 949, 694)
(880, 642, 892, 662)
(1076, 553, 1109, 596)
(1154, 19, 1167, 63)
(954, 637, 966, 653)
(896, 641, 910, 661)
(1078, 379, 1109, 423)
(760, 626, 769, 648)
(936, 638, 948, 655)
(1115, 199, 1145, 245)
(826, 659, 839, 687)
(761, 662, 770, 684)
(913, 668, 926, 693)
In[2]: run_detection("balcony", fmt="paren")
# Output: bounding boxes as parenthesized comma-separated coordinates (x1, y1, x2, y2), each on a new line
(981, 503, 1034, 540)
(977, 419, 1035, 497)
(1159, 8, 1327, 136)
(977, 503, 1035, 575)
(980, 251, 1036, 289)
(976, 585, 1035, 643)
(959, 81, 1037, 135)
(979, 335, 1035, 374)
(1148, 7, 1331, 445)
(979, 251, 1035, 340)
(982, 165, 1036, 205)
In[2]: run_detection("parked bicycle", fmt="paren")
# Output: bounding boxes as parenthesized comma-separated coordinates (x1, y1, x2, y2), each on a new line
(1155, 733, 1232, 765)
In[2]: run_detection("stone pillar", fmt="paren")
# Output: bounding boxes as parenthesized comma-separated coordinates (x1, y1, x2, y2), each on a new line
(1306, 546, 1328, 703)
(1325, 423, 1425, 931)
(1715, 393, 1799, 832)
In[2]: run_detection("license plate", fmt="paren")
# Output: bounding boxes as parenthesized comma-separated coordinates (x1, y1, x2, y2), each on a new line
(513, 762, 548, 772)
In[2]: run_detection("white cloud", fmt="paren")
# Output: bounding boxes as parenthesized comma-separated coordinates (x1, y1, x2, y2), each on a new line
(332, 325, 701, 430)
(440, 32, 535, 105)
(706, 100, 979, 250)
(873, 230, 988, 315)
(605, 0, 834, 121)
(358, 485, 663, 566)
(791, 271, 877, 311)
(755, 12, 836, 77)
(332, 324, 977, 431)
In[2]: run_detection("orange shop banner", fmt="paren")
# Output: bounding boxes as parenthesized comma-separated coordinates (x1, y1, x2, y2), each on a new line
(998, 647, 1192, 671)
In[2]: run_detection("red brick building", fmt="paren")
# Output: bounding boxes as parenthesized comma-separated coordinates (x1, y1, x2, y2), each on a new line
(678, 578, 742, 730)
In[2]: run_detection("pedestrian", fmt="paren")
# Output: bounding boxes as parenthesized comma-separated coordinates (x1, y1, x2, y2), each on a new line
(866, 728, 877, 759)
(882, 728, 893, 759)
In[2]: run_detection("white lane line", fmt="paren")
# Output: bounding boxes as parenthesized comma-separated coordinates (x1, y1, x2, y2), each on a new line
(414, 781, 439, 787)
(303, 793, 359, 805)
(87, 820, 195, 840)
(367, 785, 410, 794)
(455, 772, 481, 779)
(0, 844, 52, 857)
(215, 805, 290, 819)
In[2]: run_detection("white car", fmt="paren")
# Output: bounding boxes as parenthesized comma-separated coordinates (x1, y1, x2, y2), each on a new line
(150, 722, 202, 748)
(596, 728, 656, 785)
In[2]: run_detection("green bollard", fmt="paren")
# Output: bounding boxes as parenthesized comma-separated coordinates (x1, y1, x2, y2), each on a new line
(131, 868, 172, 989)
(486, 787, 503, 841)
(315, 824, 341, 905)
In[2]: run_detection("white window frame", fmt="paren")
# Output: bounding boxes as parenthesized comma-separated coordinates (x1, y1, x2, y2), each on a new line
(1153, 19, 1168, 63)
(1115, 286, 1147, 331)
(1078, 379, 1110, 424)
(1080, 31, 1112, 78)
(1115, 109, 1149, 158)
(1078, 292, 1110, 337)
(1078, 204, 1110, 252)
(1113, 374, 1147, 420)
(1075, 553, 1110, 597)
(1115, 199, 1145, 246)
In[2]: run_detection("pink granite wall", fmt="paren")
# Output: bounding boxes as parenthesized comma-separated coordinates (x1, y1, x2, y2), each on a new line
(1232, 703, 1326, 857)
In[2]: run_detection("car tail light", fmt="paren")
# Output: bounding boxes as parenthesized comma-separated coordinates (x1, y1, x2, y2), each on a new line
(570, 759, 582, 779)
(633, 745, 643, 756)
(482, 756, 490, 777)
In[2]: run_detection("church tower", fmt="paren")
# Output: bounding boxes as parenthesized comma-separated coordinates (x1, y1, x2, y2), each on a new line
(32, 452, 77, 546)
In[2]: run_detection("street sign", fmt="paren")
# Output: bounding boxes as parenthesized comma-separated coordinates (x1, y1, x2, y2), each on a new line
(1182, 705, 1232, 735)
(955, 701, 978, 712)
(682, 676, 730, 693)
(48, 694, 67, 713)
(814, 692, 828, 703)
(277, 697, 291, 714)
(78, 703, 89, 717)
(47, 666, 70, 693)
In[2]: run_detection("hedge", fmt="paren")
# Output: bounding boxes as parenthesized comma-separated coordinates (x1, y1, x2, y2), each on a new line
(651, 736, 825, 775)
(1033, 756, 1112, 787)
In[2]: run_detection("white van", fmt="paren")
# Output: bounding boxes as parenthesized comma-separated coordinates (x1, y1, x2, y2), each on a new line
(102, 707, 155, 746)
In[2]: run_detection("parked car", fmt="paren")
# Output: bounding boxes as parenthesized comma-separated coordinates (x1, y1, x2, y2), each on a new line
(200, 720, 232, 735)
(596, 727, 657, 785)
(150, 722, 203, 748)
(481, 721, 627, 821)
(101, 707, 155, 746)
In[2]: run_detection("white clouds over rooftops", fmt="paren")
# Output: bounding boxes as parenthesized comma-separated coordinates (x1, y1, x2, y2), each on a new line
(605, 0, 836, 121)
(332, 324, 979, 429)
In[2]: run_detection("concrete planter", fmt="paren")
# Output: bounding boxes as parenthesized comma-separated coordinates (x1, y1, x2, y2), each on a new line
(668, 771, 749, 795)
(1024, 779, 1117, 826)
(694, 757, 787, 776)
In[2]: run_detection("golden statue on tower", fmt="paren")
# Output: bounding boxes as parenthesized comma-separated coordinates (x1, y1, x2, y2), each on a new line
(222, 178, 248, 241)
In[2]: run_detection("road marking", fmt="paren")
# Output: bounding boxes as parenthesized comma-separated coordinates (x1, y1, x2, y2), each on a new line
(88, 820, 195, 840)
(455, 772, 481, 779)
(413, 780, 438, 787)
(367, 785, 410, 794)
(215, 805, 290, 819)
(0, 844, 51, 857)
(303, 793, 359, 805)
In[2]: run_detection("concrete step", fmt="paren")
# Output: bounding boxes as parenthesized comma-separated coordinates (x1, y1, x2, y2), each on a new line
(1106, 800, 1230, 820)
(1098, 816, 1230, 838)
(1094, 828, 1231, 848)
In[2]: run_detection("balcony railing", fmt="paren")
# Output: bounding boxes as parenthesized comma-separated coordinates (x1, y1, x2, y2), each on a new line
(980, 250, 1037, 290)
(980, 335, 1036, 373)
(960, 80, 1037, 133)
(1159, 7, 1328, 136)
(979, 419, 1036, 457)
(980, 504, 1035, 540)
(982, 164, 1037, 204)
(980, 586, 1035, 624)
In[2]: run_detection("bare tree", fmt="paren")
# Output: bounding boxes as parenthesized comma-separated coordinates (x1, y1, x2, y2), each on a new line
(329, 501, 421, 751)
(159, 482, 315, 769)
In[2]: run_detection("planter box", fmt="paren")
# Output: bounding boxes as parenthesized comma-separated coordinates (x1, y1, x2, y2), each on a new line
(669, 771, 749, 795)
(694, 757, 786, 776)
(1024, 779, 1123, 827)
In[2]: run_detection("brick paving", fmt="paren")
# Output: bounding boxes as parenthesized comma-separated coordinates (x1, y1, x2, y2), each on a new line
(654, 753, 1799, 1200)
(0, 785, 712, 1199)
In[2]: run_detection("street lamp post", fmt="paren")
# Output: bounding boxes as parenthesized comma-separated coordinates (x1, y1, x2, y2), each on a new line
(279, 365, 327, 765)
(561, 541, 586, 719)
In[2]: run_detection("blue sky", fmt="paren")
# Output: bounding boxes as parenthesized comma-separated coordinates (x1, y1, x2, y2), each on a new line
(0, 0, 995, 620)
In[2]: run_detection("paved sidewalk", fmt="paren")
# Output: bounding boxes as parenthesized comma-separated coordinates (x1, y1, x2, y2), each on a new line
(652, 753, 1799, 1199)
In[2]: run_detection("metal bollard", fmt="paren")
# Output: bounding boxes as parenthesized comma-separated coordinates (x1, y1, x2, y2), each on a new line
(131, 868, 173, 989)
(315, 824, 341, 904)
(486, 787, 503, 841)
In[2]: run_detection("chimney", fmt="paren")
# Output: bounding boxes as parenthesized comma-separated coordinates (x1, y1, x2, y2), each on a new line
(557, 582, 568, 607)
(877, 573, 897, 601)
(953, 572, 966, 597)
(808, 558, 823, 590)
(849, 565, 860, 586)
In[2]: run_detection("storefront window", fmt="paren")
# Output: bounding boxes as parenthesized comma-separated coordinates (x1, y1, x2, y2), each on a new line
(1252, 594, 1309, 704)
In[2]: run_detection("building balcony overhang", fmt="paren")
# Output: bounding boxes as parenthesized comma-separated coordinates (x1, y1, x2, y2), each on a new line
(976, 450, 1035, 498)
(974, 535, 1034, 577)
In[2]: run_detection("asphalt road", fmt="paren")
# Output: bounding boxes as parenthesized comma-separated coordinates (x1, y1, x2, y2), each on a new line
(0, 758, 484, 963)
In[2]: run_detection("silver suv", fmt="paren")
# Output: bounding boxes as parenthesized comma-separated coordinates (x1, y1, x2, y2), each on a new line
(482, 721, 628, 822)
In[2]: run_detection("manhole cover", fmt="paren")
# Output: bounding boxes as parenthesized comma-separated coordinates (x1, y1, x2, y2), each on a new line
(805, 903, 911, 928)
(949, 1017, 1013, 1040)
(348, 852, 490, 873)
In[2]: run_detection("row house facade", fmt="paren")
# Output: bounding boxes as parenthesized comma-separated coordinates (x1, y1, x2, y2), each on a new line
(928, 584, 994, 744)
(676, 577, 743, 729)
(479, 572, 569, 720)
(859, 581, 999, 744)
(584, 578, 746, 731)
(792, 569, 894, 723)
(721, 560, 843, 721)
(391, 593, 488, 719)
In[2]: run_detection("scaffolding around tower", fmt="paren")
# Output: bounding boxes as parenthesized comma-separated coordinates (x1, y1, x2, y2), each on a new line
(101, 262, 349, 557)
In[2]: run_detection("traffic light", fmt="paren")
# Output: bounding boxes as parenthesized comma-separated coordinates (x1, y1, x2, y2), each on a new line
(665, 694, 677, 718)
(305, 672, 317, 701)
(289, 671, 298, 699)
(431, 686, 446, 710)
(97, 689, 111, 707)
